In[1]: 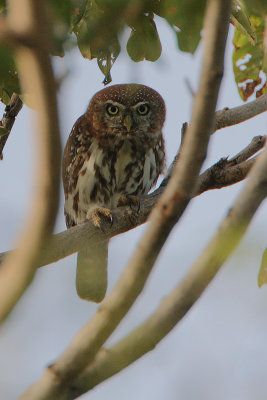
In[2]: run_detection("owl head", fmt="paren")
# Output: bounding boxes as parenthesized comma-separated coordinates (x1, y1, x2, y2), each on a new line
(85, 84, 166, 140)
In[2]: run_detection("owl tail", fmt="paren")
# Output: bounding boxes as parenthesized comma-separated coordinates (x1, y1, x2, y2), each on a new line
(76, 240, 108, 303)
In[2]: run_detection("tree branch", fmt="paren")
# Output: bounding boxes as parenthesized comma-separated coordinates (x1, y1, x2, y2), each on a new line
(0, 135, 264, 269)
(214, 94, 267, 132)
(196, 135, 266, 195)
(0, 93, 23, 159)
(227, 135, 266, 164)
(197, 156, 255, 194)
(0, 0, 61, 323)
(19, 1, 232, 399)
(63, 145, 267, 400)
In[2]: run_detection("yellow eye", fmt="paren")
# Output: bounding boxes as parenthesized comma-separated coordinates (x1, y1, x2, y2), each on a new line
(106, 104, 119, 115)
(137, 103, 150, 115)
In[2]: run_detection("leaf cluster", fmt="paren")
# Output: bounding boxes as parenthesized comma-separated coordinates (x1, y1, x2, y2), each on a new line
(0, 0, 265, 103)
(233, 16, 266, 100)
(69, 0, 208, 83)
(0, 45, 20, 105)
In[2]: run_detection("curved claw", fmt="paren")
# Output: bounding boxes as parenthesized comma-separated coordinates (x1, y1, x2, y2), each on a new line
(87, 207, 113, 231)
(118, 194, 140, 213)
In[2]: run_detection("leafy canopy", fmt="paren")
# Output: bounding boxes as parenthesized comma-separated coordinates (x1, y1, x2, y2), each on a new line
(0, 0, 265, 104)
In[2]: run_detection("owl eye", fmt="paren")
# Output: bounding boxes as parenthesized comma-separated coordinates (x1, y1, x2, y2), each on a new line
(137, 103, 150, 115)
(106, 104, 119, 115)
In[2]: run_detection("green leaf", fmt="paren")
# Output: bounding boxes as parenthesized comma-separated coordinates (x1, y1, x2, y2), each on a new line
(127, 29, 146, 62)
(97, 38, 121, 84)
(72, 0, 124, 82)
(0, 45, 21, 105)
(127, 15, 162, 62)
(231, 0, 256, 45)
(47, 0, 72, 56)
(95, 0, 130, 11)
(0, 89, 10, 105)
(143, 17, 162, 61)
(0, 0, 6, 12)
(73, 16, 93, 59)
(258, 248, 267, 287)
(159, 0, 207, 53)
(0, 126, 9, 137)
(70, 0, 88, 28)
(243, 0, 267, 17)
(232, 16, 266, 101)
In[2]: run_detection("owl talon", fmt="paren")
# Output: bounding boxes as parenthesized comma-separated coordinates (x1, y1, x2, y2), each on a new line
(118, 194, 140, 213)
(87, 207, 113, 230)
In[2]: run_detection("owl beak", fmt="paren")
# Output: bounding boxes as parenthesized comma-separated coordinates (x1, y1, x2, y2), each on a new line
(123, 115, 132, 132)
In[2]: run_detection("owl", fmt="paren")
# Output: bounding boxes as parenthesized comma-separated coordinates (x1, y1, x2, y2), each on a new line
(62, 84, 166, 302)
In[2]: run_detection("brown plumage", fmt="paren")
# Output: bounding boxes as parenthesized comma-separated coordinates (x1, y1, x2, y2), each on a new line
(62, 84, 166, 302)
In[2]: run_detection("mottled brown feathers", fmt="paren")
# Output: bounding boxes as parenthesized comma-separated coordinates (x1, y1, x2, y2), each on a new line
(62, 83, 166, 228)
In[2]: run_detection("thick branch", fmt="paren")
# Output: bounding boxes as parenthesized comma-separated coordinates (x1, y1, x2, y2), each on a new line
(19, 1, 232, 399)
(64, 146, 267, 400)
(214, 94, 267, 132)
(0, 135, 264, 269)
(0, 93, 23, 159)
(0, 1, 61, 323)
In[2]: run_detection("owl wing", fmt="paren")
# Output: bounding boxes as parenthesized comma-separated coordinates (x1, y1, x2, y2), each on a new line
(62, 114, 92, 227)
(62, 115, 92, 199)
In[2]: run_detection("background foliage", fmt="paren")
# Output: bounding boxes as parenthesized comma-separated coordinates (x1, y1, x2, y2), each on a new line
(0, 0, 266, 103)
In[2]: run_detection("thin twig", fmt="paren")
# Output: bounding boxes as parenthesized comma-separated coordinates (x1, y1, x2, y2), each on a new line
(19, 1, 232, 399)
(197, 156, 256, 194)
(0, 93, 23, 159)
(196, 135, 266, 195)
(228, 135, 266, 164)
(0, 0, 61, 323)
